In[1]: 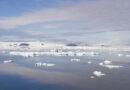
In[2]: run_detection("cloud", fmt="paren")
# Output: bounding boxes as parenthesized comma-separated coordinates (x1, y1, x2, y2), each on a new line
(0, 28, 55, 41)
(42, 23, 64, 29)
(95, 39, 130, 46)
(0, 0, 129, 32)
(0, 0, 130, 44)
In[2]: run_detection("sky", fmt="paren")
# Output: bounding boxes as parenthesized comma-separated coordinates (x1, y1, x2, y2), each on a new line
(0, 0, 130, 46)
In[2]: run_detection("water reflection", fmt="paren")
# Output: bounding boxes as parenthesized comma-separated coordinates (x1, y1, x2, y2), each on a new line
(0, 63, 92, 89)
(0, 53, 130, 90)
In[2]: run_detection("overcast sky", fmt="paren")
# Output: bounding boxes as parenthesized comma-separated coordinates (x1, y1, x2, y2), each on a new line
(0, 0, 130, 46)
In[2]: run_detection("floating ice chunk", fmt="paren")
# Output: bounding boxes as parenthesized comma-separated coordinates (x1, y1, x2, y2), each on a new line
(104, 60, 112, 65)
(35, 62, 56, 67)
(10, 51, 35, 57)
(126, 55, 130, 57)
(70, 58, 80, 62)
(103, 65, 123, 69)
(118, 54, 123, 56)
(47, 64, 55, 67)
(99, 62, 104, 66)
(42, 63, 47, 66)
(3, 60, 13, 63)
(99, 60, 112, 66)
(42, 63, 56, 67)
(35, 62, 42, 66)
(93, 71, 105, 77)
(99, 62, 123, 69)
(76, 52, 83, 56)
(90, 76, 95, 79)
(88, 61, 92, 64)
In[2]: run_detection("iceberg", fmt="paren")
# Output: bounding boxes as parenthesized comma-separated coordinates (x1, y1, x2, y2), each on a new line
(88, 61, 92, 64)
(99, 62, 104, 66)
(35, 62, 42, 66)
(70, 58, 80, 62)
(104, 60, 112, 64)
(90, 76, 95, 79)
(3, 60, 13, 63)
(35, 62, 56, 67)
(126, 55, 130, 57)
(103, 65, 123, 69)
(42, 63, 56, 67)
(118, 54, 123, 56)
(99, 60, 123, 69)
(93, 71, 105, 77)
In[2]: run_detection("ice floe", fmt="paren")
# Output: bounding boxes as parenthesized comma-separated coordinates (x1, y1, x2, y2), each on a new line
(1, 42, 130, 52)
(99, 60, 112, 66)
(9, 51, 99, 57)
(99, 60, 123, 69)
(99, 62, 104, 66)
(118, 54, 123, 56)
(3, 60, 13, 63)
(90, 76, 95, 79)
(126, 55, 130, 57)
(35, 62, 56, 67)
(88, 61, 92, 64)
(103, 65, 123, 69)
(35, 62, 42, 66)
(93, 71, 105, 77)
(43, 63, 56, 67)
(104, 60, 112, 64)
(70, 58, 80, 62)
(10, 52, 35, 57)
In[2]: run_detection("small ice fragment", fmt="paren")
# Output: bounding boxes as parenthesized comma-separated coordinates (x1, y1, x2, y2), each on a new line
(104, 60, 112, 65)
(118, 54, 123, 56)
(35, 62, 56, 67)
(35, 62, 42, 66)
(90, 76, 95, 79)
(46, 64, 56, 67)
(3, 60, 13, 63)
(42, 63, 56, 67)
(104, 65, 123, 69)
(99, 62, 104, 66)
(93, 71, 105, 77)
(88, 61, 92, 64)
(70, 58, 80, 62)
(126, 55, 130, 57)
(99, 61, 123, 69)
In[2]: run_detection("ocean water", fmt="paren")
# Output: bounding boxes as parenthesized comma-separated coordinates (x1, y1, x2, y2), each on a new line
(0, 52, 130, 90)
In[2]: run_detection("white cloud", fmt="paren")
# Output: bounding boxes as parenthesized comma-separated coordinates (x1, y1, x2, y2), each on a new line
(42, 23, 64, 29)
(95, 39, 130, 46)
(0, 0, 129, 31)
(0, 0, 130, 43)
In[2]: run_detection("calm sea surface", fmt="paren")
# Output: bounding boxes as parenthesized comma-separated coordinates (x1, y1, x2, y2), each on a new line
(0, 51, 130, 90)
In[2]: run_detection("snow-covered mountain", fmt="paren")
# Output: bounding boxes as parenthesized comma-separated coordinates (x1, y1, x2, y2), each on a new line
(0, 42, 130, 52)
(0, 42, 65, 50)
